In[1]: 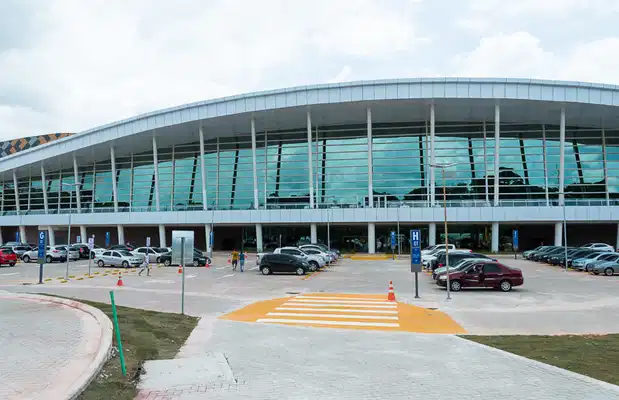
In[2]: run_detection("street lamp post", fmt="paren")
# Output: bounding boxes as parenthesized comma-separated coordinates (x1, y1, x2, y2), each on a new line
(430, 162, 457, 300)
(62, 182, 81, 279)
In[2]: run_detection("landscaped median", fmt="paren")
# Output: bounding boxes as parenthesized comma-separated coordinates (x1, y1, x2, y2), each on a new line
(462, 334, 619, 387)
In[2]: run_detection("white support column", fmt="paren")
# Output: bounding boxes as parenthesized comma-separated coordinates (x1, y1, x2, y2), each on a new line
(117, 225, 125, 245)
(48, 227, 56, 246)
(256, 223, 263, 252)
(129, 153, 134, 211)
(12, 170, 20, 213)
(368, 223, 376, 254)
(153, 135, 160, 211)
(310, 223, 317, 244)
(215, 137, 220, 207)
(559, 107, 566, 206)
(425, 121, 430, 203)
(483, 120, 489, 203)
(616, 224, 619, 252)
(251, 118, 259, 209)
(493, 104, 500, 206)
(429, 104, 436, 206)
(491, 222, 499, 253)
(91, 163, 96, 212)
(158, 224, 166, 248)
(429, 223, 437, 246)
(199, 126, 208, 210)
(542, 124, 550, 206)
(73, 154, 81, 212)
(307, 110, 315, 208)
(19, 226, 27, 244)
(205, 224, 212, 253)
(110, 146, 118, 212)
(367, 107, 374, 208)
(602, 128, 610, 206)
(554, 222, 562, 246)
(79, 226, 87, 243)
(40, 164, 49, 213)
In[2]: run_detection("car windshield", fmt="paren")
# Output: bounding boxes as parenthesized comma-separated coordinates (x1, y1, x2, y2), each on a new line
(119, 250, 133, 256)
(583, 252, 602, 259)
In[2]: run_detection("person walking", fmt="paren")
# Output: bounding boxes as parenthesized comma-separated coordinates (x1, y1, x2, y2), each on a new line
(138, 256, 150, 276)
(231, 249, 239, 271)
(239, 251, 245, 272)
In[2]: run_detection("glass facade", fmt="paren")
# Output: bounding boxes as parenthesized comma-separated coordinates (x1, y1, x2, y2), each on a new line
(0, 120, 614, 215)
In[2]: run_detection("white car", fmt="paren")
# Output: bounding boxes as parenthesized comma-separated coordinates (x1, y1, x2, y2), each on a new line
(422, 249, 472, 267)
(299, 246, 332, 264)
(299, 244, 337, 263)
(581, 243, 614, 252)
(133, 247, 167, 263)
(421, 244, 455, 256)
(95, 250, 143, 268)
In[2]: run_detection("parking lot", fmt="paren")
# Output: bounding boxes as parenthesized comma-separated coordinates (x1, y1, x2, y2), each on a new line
(1, 253, 619, 335)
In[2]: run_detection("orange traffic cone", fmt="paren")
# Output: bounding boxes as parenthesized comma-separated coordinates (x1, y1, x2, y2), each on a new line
(387, 281, 396, 301)
(204, 261, 210, 268)
(117, 272, 124, 287)
(227, 257, 231, 264)
(178, 265, 183, 274)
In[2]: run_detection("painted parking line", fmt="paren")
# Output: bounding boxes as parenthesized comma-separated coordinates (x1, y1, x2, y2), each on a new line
(218, 274, 235, 279)
(221, 293, 466, 333)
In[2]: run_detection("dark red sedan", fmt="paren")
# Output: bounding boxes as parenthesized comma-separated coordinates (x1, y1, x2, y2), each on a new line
(436, 261, 523, 292)
(0, 248, 18, 267)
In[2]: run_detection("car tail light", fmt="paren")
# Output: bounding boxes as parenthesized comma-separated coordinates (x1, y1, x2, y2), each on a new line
(53, 250, 59, 253)
(438, 263, 444, 267)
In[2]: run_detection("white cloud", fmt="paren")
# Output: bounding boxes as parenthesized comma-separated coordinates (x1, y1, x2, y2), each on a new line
(328, 66, 353, 83)
(468, 0, 619, 17)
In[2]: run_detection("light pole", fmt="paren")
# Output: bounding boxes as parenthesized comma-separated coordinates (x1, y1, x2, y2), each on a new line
(62, 182, 81, 279)
(561, 191, 568, 271)
(430, 162, 457, 300)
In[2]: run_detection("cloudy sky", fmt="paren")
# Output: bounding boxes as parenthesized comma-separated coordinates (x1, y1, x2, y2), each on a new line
(1, 0, 619, 140)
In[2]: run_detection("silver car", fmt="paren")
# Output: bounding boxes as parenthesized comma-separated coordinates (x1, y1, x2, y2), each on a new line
(95, 250, 143, 268)
(133, 247, 166, 263)
(592, 261, 619, 276)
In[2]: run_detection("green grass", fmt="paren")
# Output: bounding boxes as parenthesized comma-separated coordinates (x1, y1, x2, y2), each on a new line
(463, 334, 619, 386)
(65, 299, 200, 400)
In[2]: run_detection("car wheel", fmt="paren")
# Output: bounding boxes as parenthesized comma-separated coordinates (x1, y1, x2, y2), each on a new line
(193, 260, 199, 267)
(46, 255, 52, 263)
(261, 266, 271, 275)
(156, 257, 161, 263)
(499, 280, 512, 292)
(296, 267, 305, 276)
(450, 280, 461, 292)
(164, 259, 171, 267)
(309, 261, 318, 272)
(23, 255, 30, 263)
(604, 267, 614, 277)
(205, 257, 212, 265)
(9, 262, 15, 267)
(122, 261, 129, 268)
(97, 260, 105, 267)
(593, 271, 599, 275)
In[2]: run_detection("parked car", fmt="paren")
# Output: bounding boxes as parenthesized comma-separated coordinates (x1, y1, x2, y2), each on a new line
(0, 245, 31, 258)
(424, 249, 473, 270)
(571, 252, 606, 270)
(95, 250, 143, 268)
(0, 248, 17, 267)
(591, 261, 619, 276)
(64, 246, 81, 261)
(71, 243, 91, 259)
(257, 247, 326, 272)
(159, 249, 208, 267)
(549, 248, 595, 267)
(90, 245, 107, 259)
(581, 243, 614, 252)
(528, 246, 560, 261)
(538, 247, 575, 263)
(432, 252, 494, 272)
(299, 244, 338, 263)
(134, 247, 167, 263)
(523, 246, 549, 259)
(109, 244, 136, 252)
(576, 252, 619, 272)
(298, 246, 334, 264)
(421, 244, 455, 256)
(437, 261, 523, 292)
(259, 253, 310, 275)
(432, 257, 494, 280)
(45, 246, 68, 263)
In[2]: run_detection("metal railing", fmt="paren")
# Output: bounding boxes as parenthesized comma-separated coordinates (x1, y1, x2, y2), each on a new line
(0, 197, 615, 216)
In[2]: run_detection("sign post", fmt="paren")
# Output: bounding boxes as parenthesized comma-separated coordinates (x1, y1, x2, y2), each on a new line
(146, 236, 151, 276)
(410, 229, 422, 299)
(512, 229, 519, 260)
(172, 230, 194, 315)
(16, 231, 19, 243)
(105, 231, 111, 248)
(37, 231, 46, 284)
(390, 231, 396, 260)
(87, 236, 94, 276)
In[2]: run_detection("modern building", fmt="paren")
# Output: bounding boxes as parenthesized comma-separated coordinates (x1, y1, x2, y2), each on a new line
(1, 78, 619, 253)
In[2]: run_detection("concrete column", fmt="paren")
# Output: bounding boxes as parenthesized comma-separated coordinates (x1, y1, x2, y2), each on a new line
(79, 226, 87, 243)
(542, 124, 550, 206)
(491, 222, 499, 253)
(603, 128, 610, 206)
(199, 126, 208, 210)
(616, 224, 619, 252)
(310, 223, 317, 243)
(73, 154, 81, 212)
(117, 225, 125, 245)
(153, 134, 160, 211)
(158, 224, 166, 248)
(48, 227, 56, 246)
(368, 223, 376, 254)
(307, 110, 315, 208)
(40, 164, 49, 213)
(256, 223, 263, 252)
(0, 227, 3, 245)
(110, 146, 118, 212)
(493, 104, 500, 206)
(251, 118, 260, 209)
(19, 226, 27, 244)
(429, 223, 437, 246)
(429, 104, 436, 206)
(554, 222, 562, 246)
(559, 107, 566, 205)
(205, 224, 212, 253)
(367, 107, 374, 208)
(12, 170, 20, 213)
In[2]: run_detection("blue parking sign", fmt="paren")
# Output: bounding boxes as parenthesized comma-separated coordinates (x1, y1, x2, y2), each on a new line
(410, 229, 422, 272)
(390, 231, 396, 248)
(513, 229, 519, 250)
(15, 231, 19, 243)
(105, 231, 110, 247)
(37, 231, 46, 261)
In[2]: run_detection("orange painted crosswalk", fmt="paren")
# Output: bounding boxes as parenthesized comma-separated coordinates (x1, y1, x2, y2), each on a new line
(220, 293, 465, 334)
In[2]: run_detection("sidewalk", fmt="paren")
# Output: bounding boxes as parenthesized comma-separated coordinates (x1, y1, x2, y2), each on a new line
(0, 291, 112, 400)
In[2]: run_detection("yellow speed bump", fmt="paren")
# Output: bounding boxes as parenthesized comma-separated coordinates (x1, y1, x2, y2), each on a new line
(220, 293, 466, 334)
(44, 278, 52, 282)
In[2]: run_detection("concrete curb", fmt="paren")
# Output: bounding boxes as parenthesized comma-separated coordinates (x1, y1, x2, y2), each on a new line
(0, 291, 113, 400)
